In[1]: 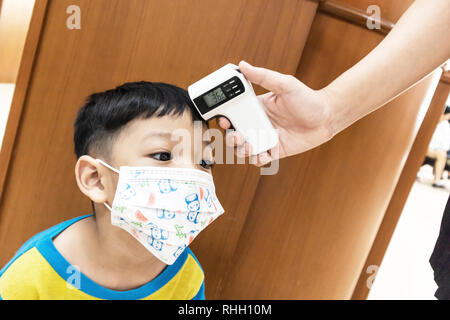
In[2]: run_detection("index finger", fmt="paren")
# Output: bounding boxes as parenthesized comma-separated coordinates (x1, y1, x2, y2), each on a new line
(239, 60, 293, 94)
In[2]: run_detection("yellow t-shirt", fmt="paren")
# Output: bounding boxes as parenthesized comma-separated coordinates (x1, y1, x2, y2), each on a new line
(0, 215, 205, 300)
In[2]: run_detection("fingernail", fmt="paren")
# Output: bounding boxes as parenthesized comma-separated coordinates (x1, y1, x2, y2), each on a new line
(239, 60, 250, 67)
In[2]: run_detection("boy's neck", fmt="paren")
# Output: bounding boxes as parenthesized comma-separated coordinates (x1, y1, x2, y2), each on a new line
(94, 209, 165, 268)
(54, 207, 168, 291)
(89, 206, 168, 289)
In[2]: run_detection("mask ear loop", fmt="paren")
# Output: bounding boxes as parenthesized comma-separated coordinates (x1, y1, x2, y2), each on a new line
(96, 159, 120, 174)
(104, 202, 113, 212)
(95, 159, 120, 211)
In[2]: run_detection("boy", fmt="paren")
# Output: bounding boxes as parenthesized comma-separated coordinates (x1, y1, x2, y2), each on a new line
(0, 82, 221, 300)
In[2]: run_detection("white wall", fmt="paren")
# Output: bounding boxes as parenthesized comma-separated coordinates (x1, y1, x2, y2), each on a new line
(0, 83, 15, 149)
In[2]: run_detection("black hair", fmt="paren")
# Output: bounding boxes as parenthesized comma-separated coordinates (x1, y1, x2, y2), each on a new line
(74, 81, 205, 159)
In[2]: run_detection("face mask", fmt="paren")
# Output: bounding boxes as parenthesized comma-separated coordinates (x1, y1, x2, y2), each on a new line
(96, 159, 225, 265)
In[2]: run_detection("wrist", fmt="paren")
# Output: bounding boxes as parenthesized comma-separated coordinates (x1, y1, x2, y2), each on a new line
(317, 87, 338, 140)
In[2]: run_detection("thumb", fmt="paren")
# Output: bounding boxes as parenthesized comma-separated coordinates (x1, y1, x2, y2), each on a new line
(238, 60, 292, 94)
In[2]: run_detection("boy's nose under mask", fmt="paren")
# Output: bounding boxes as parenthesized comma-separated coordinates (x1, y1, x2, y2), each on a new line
(97, 159, 225, 265)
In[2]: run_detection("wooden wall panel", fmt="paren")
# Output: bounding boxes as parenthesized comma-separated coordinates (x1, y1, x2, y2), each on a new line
(220, 1, 439, 299)
(342, 0, 413, 23)
(0, 0, 318, 299)
(0, 0, 47, 198)
(0, 0, 35, 83)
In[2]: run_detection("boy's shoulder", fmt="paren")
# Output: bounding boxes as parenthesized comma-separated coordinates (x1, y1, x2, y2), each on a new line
(0, 215, 92, 277)
(0, 215, 92, 299)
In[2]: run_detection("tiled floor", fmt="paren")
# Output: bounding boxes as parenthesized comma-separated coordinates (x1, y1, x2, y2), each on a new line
(368, 165, 449, 300)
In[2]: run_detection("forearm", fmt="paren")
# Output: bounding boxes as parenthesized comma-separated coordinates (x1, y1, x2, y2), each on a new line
(322, 0, 450, 135)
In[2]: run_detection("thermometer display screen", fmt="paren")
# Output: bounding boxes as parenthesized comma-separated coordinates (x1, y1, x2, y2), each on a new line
(193, 76, 245, 115)
(203, 88, 226, 107)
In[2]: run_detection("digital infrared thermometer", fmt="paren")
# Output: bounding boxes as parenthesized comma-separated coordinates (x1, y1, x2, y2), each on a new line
(188, 63, 278, 155)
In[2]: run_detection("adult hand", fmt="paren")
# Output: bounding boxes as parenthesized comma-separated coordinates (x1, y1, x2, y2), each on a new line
(217, 60, 335, 166)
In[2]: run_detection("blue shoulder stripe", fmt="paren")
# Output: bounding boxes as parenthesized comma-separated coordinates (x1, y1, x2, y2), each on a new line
(192, 282, 205, 300)
(35, 235, 191, 300)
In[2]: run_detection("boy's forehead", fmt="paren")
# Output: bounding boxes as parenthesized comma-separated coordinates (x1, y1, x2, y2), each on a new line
(112, 112, 209, 154)
(121, 112, 198, 139)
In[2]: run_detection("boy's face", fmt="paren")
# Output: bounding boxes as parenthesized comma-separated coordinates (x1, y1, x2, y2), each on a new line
(77, 111, 215, 209)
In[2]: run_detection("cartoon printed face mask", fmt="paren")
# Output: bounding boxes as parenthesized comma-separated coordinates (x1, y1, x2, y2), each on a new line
(96, 159, 225, 265)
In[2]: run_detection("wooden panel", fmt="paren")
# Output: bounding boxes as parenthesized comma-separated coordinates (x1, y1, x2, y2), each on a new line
(220, 2, 437, 298)
(342, 0, 414, 23)
(0, 0, 35, 83)
(319, 0, 395, 35)
(352, 71, 450, 300)
(0, 0, 318, 299)
(0, 0, 47, 197)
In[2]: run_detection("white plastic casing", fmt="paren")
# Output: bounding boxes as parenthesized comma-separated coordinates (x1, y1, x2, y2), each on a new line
(188, 64, 278, 155)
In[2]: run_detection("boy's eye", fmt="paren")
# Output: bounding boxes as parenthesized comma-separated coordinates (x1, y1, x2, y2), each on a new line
(200, 159, 215, 170)
(150, 152, 172, 162)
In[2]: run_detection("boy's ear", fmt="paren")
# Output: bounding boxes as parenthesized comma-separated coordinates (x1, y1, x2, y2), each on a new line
(75, 155, 112, 203)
